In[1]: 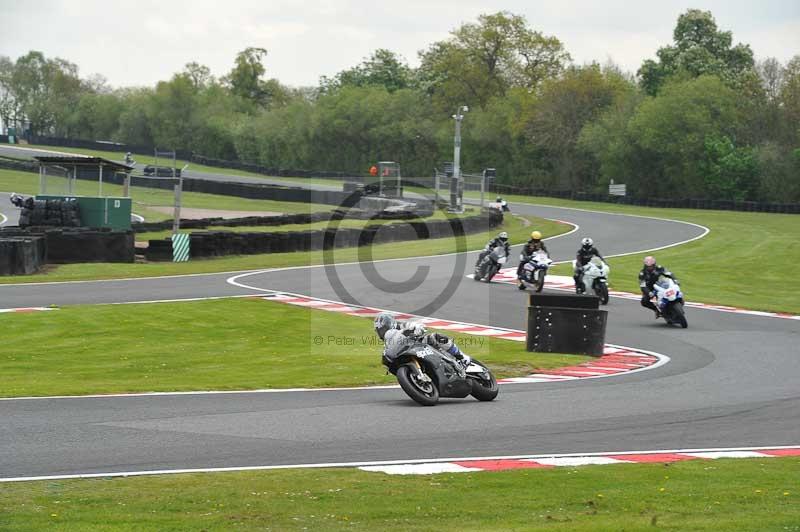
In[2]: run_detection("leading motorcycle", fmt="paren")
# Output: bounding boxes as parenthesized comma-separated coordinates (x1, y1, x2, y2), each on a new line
(651, 276, 688, 328)
(519, 250, 552, 292)
(474, 246, 508, 282)
(382, 337, 499, 406)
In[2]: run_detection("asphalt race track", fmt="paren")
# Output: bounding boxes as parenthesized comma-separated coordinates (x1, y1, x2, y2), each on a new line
(1, 165, 799, 480)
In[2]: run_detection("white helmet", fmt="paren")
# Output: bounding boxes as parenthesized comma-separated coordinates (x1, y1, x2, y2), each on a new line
(581, 237, 593, 248)
(498, 231, 508, 241)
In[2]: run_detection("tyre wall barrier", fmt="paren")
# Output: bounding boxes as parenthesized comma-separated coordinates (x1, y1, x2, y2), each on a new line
(146, 209, 503, 261)
(43, 229, 134, 264)
(0, 236, 46, 275)
(132, 208, 431, 233)
(0, 227, 134, 265)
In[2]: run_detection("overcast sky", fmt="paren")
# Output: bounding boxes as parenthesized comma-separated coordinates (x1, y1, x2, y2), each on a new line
(1, 0, 798, 88)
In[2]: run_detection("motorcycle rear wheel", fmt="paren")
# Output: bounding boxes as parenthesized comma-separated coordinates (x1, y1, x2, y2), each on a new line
(396, 364, 439, 406)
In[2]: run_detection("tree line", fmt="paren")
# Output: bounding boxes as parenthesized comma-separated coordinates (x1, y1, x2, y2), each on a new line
(0, 10, 798, 202)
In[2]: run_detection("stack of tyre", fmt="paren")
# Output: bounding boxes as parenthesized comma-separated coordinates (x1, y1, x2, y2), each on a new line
(18, 198, 81, 228)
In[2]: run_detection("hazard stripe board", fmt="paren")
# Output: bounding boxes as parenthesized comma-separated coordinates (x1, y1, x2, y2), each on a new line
(172, 233, 190, 262)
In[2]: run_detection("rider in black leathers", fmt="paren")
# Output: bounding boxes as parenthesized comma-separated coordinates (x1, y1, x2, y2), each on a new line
(639, 255, 677, 318)
(574, 237, 605, 293)
(477, 231, 510, 265)
(374, 313, 470, 366)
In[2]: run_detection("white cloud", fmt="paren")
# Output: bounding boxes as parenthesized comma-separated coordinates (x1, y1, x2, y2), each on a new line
(0, 0, 796, 87)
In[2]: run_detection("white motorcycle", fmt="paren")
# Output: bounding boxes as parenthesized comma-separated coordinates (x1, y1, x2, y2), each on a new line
(573, 256, 610, 304)
(474, 246, 508, 282)
(519, 250, 552, 292)
(651, 276, 688, 328)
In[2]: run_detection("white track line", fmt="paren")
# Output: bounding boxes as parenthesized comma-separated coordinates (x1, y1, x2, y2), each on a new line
(0, 212, 7, 225)
(2, 444, 797, 483)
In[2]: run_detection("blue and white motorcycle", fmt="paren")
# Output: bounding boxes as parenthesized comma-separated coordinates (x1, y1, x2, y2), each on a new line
(652, 276, 688, 328)
(519, 250, 552, 292)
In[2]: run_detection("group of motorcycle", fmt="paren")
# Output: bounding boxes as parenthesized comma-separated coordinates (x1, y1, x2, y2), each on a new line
(472, 241, 687, 329)
(381, 210, 686, 406)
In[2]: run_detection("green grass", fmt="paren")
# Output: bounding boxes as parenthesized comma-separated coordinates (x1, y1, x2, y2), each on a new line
(0, 210, 564, 284)
(0, 297, 586, 397)
(475, 193, 800, 314)
(0, 457, 797, 530)
(0, 167, 333, 222)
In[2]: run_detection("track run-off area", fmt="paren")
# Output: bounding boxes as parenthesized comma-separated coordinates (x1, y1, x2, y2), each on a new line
(1, 197, 798, 482)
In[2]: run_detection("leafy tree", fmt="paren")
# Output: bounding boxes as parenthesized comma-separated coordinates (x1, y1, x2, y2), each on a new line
(0, 56, 22, 132)
(115, 88, 154, 147)
(183, 62, 213, 90)
(779, 56, 800, 146)
(701, 134, 759, 200)
(224, 47, 289, 109)
(418, 11, 569, 111)
(628, 76, 743, 198)
(523, 64, 635, 190)
(321, 49, 414, 93)
(9, 51, 84, 135)
(638, 9, 754, 95)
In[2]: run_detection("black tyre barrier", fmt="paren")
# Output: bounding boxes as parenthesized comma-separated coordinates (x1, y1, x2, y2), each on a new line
(0, 228, 134, 271)
(146, 210, 503, 260)
(526, 293, 608, 356)
(43, 229, 135, 264)
(132, 209, 427, 233)
(14, 197, 80, 229)
(0, 236, 46, 275)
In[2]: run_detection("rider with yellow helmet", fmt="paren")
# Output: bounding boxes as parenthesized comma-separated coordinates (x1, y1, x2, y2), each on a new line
(516, 230, 548, 286)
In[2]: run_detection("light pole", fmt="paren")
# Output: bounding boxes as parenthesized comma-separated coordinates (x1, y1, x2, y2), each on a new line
(452, 105, 468, 212)
(172, 164, 189, 234)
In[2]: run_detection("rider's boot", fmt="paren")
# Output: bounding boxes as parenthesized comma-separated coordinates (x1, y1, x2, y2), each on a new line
(447, 344, 471, 367)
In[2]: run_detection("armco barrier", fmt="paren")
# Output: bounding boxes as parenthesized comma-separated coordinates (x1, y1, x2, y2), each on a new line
(146, 210, 503, 261)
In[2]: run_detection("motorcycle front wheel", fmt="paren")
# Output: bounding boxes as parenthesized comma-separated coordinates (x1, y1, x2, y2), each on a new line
(396, 364, 439, 406)
(535, 269, 546, 292)
(484, 267, 499, 282)
(469, 360, 499, 401)
(597, 281, 609, 305)
(673, 302, 688, 328)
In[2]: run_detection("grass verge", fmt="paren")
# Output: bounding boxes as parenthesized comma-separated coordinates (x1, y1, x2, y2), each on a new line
(1, 297, 586, 397)
(0, 457, 797, 530)
(0, 210, 565, 284)
(475, 193, 800, 314)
